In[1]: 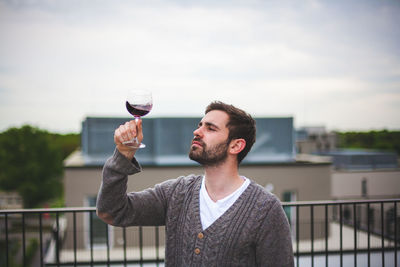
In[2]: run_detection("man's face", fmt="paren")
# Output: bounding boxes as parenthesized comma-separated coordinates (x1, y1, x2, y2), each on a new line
(189, 110, 231, 167)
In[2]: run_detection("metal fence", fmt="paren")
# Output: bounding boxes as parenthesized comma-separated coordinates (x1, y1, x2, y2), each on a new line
(1, 199, 399, 267)
(288, 199, 399, 267)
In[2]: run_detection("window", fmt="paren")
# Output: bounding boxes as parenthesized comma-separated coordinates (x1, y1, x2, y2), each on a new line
(85, 196, 113, 249)
(362, 178, 368, 197)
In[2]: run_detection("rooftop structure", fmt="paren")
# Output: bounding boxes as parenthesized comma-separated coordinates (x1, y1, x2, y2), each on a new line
(66, 116, 296, 167)
(295, 126, 338, 154)
(319, 149, 398, 170)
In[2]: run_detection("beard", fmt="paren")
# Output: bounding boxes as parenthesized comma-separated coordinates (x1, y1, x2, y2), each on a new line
(189, 138, 230, 167)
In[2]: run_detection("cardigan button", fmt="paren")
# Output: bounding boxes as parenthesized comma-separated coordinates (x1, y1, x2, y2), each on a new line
(197, 232, 204, 239)
(194, 248, 201, 255)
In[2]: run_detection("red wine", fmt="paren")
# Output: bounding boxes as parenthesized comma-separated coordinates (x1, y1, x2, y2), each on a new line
(126, 101, 152, 117)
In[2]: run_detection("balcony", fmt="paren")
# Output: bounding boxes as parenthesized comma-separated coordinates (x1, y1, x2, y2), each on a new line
(1, 199, 399, 267)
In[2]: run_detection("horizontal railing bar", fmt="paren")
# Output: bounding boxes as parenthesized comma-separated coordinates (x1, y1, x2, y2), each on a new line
(1, 198, 399, 214)
(282, 198, 400, 207)
(45, 259, 165, 266)
(294, 247, 400, 256)
(0, 206, 96, 214)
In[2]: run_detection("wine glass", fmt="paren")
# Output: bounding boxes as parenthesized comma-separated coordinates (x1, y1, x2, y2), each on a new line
(122, 90, 153, 148)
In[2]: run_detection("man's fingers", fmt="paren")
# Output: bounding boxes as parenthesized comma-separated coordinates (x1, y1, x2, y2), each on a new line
(136, 119, 143, 142)
(114, 128, 124, 144)
(114, 121, 138, 144)
(125, 121, 137, 141)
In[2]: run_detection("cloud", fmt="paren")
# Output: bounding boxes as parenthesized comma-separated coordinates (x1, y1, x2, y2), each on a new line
(0, 0, 399, 132)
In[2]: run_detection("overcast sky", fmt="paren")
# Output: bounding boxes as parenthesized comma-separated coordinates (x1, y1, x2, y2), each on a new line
(1, 0, 399, 133)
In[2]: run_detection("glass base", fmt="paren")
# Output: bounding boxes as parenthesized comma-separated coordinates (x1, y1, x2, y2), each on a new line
(122, 140, 146, 149)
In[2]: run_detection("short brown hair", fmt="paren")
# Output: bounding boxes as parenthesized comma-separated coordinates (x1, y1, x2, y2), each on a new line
(205, 101, 256, 164)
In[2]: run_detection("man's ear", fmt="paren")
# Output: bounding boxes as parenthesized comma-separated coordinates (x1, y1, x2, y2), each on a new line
(229, 139, 246, 155)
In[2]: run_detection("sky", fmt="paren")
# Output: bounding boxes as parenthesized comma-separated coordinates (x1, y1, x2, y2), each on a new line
(1, 0, 400, 133)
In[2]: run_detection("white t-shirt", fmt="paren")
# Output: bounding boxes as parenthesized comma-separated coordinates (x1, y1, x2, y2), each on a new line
(199, 176, 250, 230)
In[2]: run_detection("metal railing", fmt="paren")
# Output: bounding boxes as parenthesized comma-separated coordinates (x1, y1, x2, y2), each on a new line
(287, 199, 399, 267)
(1, 199, 399, 267)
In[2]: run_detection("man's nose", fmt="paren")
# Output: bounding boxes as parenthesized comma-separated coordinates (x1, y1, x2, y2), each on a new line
(193, 127, 202, 137)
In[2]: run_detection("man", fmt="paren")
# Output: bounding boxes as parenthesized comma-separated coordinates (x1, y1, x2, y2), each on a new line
(96, 101, 294, 266)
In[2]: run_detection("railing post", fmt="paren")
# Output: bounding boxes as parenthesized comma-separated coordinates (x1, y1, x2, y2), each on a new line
(5, 213, 9, 267)
(22, 213, 26, 267)
(381, 202, 385, 267)
(325, 204, 328, 267)
(367, 202, 371, 267)
(353, 203, 357, 266)
(310, 205, 314, 267)
(56, 212, 60, 267)
(395, 201, 398, 267)
(106, 220, 110, 265)
(73, 211, 77, 267)
(90, 211, 94, 267)
(296, 205, 300, 267)
(156, 226, 160, 262)
(123, 227, 127, 266)
(340, 203, 343, 267)
(39, 212, 43, 267)
(139, 226, 144, 263)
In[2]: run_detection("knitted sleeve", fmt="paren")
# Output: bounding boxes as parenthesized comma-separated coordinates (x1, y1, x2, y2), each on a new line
(96, 149, 181, 227)
(255, 198, 294, 267)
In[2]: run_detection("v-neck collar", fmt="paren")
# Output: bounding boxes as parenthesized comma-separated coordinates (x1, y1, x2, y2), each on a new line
(191, 176, 256, 234)
(200, 176, 249, 204)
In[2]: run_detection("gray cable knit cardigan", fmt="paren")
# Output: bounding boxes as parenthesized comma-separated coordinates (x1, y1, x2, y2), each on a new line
(97, 150, 294, 267)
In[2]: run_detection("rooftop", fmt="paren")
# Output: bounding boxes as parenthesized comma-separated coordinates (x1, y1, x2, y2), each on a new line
(318, 149, 398, 170)
(65, 116, 300, 167)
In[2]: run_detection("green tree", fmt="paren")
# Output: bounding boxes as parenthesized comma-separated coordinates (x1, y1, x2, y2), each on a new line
(48, 132, 80, 159)
(338, 130, 400, 155)
(0, 125, 64, 208)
